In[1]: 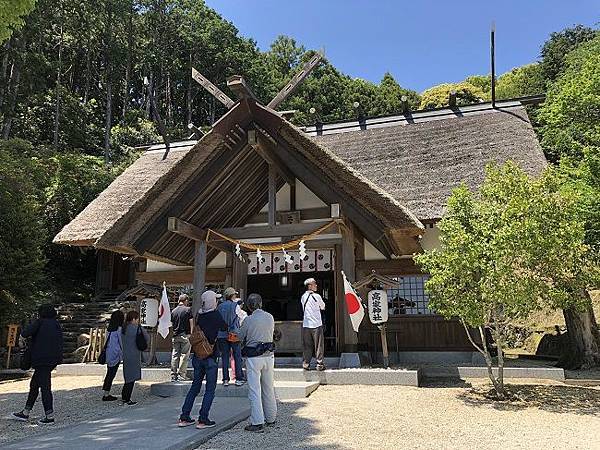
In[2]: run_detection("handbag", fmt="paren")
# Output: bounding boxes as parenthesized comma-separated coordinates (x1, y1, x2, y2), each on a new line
(135, 325, 148, 351)
(98, 331, 110, 365)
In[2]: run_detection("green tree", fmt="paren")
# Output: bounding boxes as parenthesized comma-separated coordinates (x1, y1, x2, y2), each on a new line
(538, 35, 600, 162)
(0, 0, 36, 43)
(540, 25, 598, 83)
(419, 81, 487, 110)
(496, 64, 545, 99)
(415, 163, 598, 396)
(0, 139, 46, 326)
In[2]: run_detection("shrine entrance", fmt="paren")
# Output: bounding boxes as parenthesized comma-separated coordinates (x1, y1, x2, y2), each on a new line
(246, 249, 337, 354)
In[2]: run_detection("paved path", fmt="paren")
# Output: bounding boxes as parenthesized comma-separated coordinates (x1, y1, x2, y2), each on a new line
(4, 396, 249, 450)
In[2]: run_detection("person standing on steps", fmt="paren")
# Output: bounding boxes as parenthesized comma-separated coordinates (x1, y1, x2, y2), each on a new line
(121, 310, 149, 405)
(170, 294, 192, 382)
(300, 277, 326, 371)
(102, 310, 124, 401)
(239, 293, 277, 433)
(12, 304, 63, 425)
(178, 290, 227, 429)
(217, 287, 246, 387)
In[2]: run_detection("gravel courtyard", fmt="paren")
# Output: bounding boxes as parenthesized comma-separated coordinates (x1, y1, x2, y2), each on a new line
(198, 381, 600, 450)
(1, 375, 599, 449)
(0, 375, 157, 446)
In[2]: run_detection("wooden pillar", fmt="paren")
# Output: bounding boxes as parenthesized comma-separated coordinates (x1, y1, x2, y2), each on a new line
(341, 220, 358, 352)
(225, 252, 233, 287)
(268, 164, 276, 226)
(232, 256, 248, 301)
(192, 240, 207, 315)
(334, 243, 345, 353)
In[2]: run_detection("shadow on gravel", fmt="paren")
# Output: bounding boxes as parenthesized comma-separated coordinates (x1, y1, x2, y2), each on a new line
(199, 400, 345, 450)
(420, 378, 472, 389)
(457, 384, 600, 417)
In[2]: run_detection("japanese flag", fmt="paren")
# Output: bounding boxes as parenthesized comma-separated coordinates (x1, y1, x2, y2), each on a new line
(341, 271, 364, 332)
(157, 283, 172, 339)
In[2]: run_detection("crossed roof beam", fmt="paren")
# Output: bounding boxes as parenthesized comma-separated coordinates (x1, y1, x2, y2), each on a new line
(191, 51, 323, 116)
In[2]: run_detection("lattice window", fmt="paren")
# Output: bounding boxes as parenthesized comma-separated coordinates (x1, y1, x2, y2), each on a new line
(386, 275, 434, 315)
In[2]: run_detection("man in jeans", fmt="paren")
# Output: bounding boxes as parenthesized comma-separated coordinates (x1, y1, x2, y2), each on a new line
(300, 278, 326, 371)
(171, 294, 192, 382)
(178, 290, 227, 429)
(216, 287, 246, 386)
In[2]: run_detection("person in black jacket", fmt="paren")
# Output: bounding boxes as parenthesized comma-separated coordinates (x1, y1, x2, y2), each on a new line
(12, 304, 64, 425)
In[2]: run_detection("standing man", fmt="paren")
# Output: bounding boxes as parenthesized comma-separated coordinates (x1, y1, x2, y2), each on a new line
(300, 278, 326, 371)
(171, 293, 192, 382)
(217, 287, 246, 386)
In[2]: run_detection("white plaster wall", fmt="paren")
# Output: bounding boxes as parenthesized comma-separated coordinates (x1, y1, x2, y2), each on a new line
(259, 183, 291, 212)
(146, 260, 191, 272)
(207, 251, 227, 268)
(420, 224, 441, 251)
(364, 239, 387, 260)
(295, 180, 327, 209)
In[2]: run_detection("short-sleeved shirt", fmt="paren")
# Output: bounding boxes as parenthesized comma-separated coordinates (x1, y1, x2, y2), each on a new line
(171, 304, 192, 337)
(300, 291, 325, 328)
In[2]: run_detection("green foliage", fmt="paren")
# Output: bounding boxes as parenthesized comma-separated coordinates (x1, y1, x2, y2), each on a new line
(496, 64, 545, 99)
(419, 81, 487, 110)
(415, 162, 598, 393)
(110, 114, 160, 160)
(465, 75, 491, 94)
(0, 139, 46, 325)
(0, 0, 36, 43)
(538, 35, 600, 162)
(540, 25, 598, 82)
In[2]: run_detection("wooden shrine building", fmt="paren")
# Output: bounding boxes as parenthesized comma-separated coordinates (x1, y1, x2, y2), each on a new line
(54, 64, 547, 357)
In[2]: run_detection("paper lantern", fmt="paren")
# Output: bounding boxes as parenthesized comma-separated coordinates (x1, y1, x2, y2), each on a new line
(140, 298, 159, 327)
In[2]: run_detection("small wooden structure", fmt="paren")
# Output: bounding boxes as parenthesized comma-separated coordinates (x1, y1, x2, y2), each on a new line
(84, 327, 107, 363)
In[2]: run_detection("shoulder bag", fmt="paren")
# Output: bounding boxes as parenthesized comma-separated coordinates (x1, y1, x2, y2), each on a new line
(98, 331, 110, 365)
(135, 325, 148, 351)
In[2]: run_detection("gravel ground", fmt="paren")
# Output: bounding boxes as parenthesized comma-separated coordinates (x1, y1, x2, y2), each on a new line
(197, 380, 600, 450)
(0, 374, 157, 446)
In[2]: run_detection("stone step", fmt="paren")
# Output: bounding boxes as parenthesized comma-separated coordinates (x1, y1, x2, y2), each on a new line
(150, 380, 320, 399)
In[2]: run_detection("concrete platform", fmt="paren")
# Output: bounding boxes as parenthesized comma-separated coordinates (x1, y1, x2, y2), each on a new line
(151, 380, 320, 399)
(274, 368, 422, 386)
(421, 366, 565, 381)
(3, 396, 249, 450)
(56, 364, 421, 386)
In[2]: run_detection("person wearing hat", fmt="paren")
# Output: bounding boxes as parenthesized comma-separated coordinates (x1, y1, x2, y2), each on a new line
(300, 277, 326, 371)
(217, 287, 246, 386)
(178, 290, 227, 429)
(238, 293, 276, 433)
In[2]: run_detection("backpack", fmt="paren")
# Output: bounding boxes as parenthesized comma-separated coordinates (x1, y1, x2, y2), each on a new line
(135, 325, 148, 351)
(189, 327, 214, 359)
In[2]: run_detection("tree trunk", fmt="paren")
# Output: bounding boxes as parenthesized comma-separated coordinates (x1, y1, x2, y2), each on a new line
(53, 19, 64, 149)
(559, 291, 600, 369)
(122, 1, 134, 121)
(1, 62, 20, 139)
(103, 0, 113, 162)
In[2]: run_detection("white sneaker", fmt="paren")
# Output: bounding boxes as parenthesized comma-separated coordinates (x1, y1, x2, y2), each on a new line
(223, 380, 229, 387)
(235, 380, 246, 386)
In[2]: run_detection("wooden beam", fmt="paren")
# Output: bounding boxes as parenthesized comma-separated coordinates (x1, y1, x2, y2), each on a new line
(187, 123, 204, 139)
(247, 206, 330, 225)
(268, 164, 277, 226)
(215, 220, 337, 240)
(449, 90, 457, 108)
(191, 68, 235, 109)
(248, 135, 296, 186)
(227, 75, 258, 101)
(267, 52, 323, 109)
(192, 240, 207, 315)
(168, 217, 207, 241)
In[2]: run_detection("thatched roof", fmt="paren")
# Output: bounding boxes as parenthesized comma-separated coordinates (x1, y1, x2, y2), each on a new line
(313, 103, 547, 220)
(54, 98, 546, 262)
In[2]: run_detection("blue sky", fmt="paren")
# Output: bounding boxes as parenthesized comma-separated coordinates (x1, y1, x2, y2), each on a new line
(205, 0, 599, 92)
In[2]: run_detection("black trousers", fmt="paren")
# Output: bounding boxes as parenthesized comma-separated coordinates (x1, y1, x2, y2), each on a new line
(26, 366, 54, 414)
(122, 381, 135, 402)
(102, 363, 120, 392)
(302, 326, 325, 366)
